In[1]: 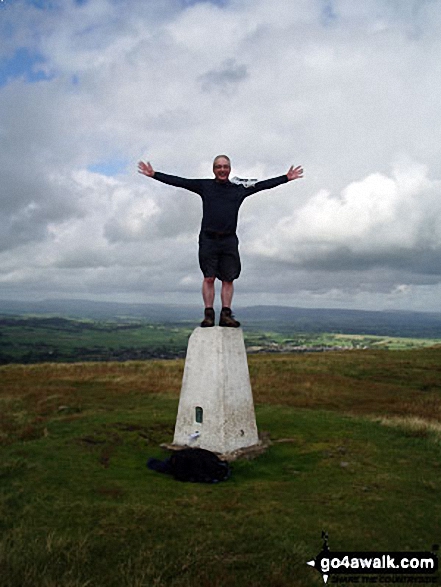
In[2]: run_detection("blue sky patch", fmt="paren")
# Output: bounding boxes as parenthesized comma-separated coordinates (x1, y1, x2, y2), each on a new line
(0, 47, 53, 87)
(180, 0, 228, 7)
(88, 159, 129, 177)
(321, 0, 338, 26)
(25, 0, 58, 9)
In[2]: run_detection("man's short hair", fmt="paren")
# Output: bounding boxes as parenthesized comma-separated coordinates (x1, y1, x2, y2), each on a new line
(213, 155, 231, 168)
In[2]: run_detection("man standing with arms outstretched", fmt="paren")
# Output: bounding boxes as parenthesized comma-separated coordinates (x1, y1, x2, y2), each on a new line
(138, 156, 303, 328)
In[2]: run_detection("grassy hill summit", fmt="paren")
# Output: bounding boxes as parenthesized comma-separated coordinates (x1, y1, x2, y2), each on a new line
(0, 299, 440, 585)
(1, 347, 440, 586)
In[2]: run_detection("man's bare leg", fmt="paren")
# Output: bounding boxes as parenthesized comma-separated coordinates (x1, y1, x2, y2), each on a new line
(221, 281, 234, 308)
(219, 281, 240, 327)
(202, 276, 215, 308)
(200, 277, 216, 327)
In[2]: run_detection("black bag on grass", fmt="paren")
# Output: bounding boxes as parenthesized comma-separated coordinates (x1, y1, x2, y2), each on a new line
(147, 448, 231, 483)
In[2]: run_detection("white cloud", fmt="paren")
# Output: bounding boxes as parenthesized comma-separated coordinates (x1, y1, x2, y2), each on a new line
(247, 161, 441, 277)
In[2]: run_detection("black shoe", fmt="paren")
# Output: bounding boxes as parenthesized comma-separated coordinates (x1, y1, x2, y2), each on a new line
(201, 307, 215, 327)
(219, 307, 240, 328)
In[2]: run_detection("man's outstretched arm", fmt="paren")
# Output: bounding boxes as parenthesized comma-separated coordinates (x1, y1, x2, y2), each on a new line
(245, 164, 304, 196)
(138, 160, 203, 194)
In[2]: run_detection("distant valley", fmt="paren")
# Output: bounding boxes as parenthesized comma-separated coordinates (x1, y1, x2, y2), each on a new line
(0, 299, 440, 364)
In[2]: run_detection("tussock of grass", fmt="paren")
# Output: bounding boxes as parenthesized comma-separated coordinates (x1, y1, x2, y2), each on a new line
(374, 415, 441, 443)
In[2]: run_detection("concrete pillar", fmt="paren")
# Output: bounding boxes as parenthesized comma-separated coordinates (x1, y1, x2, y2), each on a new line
(172, 326, 259, 454)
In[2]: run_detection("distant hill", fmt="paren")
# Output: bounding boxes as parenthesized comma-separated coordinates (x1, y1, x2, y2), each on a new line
(1, 299, 441, 338)
(239, 305, 441, 338)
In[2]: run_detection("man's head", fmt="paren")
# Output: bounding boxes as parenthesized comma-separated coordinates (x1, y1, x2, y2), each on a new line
(213, 155, 231, 183)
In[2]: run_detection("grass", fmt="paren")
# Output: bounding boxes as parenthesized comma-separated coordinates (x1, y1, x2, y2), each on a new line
(1, 349, 441, 586)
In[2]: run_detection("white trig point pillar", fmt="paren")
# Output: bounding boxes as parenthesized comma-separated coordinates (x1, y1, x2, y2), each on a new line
(172, 326, 260, 455)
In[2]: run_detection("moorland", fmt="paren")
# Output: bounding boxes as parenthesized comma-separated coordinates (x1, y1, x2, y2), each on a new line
(0, 300, 440, 586)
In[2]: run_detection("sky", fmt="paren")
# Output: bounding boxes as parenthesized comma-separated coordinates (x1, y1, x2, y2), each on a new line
(1, 0, 441, 312)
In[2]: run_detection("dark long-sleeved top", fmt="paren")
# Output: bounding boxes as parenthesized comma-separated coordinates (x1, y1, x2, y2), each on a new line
(153, 172, 288, 234)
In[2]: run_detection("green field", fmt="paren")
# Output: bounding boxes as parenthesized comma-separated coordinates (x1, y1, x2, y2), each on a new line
(1, 348, 440, 586)
(0, 317, 193, 363)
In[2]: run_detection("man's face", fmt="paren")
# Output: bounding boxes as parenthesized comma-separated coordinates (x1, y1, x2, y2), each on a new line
(213, 157, 231, 183)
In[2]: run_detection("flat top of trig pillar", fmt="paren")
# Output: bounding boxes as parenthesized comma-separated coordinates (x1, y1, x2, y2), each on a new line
(194, 326, 243, 332)
(192, 326, 244, 339)
(188, 326, 247, 354)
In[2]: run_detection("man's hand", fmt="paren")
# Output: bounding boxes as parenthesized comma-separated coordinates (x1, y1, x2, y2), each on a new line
(138, 160, 155, 177)
(286, 165, 303, 181)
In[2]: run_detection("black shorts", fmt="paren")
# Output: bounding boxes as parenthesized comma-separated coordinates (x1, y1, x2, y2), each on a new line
(198, 231, 241, 282)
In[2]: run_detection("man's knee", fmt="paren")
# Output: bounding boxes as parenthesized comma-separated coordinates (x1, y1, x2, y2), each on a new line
(204, 276, 216, 284)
